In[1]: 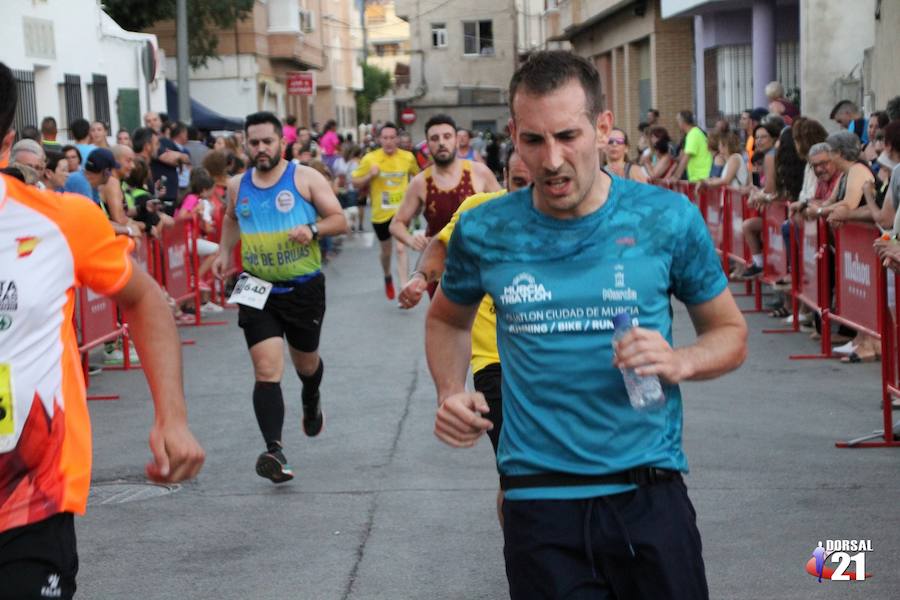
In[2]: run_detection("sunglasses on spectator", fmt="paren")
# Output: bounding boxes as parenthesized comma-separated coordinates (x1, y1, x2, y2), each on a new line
(810, 159, 830, 169)
(608, 138, 627, 146)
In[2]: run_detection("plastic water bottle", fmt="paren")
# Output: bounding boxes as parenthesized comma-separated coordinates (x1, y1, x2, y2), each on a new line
(612, 312, 666, 411)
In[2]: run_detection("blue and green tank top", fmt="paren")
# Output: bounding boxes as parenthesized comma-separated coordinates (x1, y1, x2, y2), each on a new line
(236, 161, 321, 282)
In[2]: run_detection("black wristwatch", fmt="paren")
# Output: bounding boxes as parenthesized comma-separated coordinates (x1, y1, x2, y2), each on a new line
(308, 223, 319, 240)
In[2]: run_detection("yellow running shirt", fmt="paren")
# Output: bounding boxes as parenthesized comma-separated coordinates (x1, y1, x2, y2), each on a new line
(437, 190, 506, 374)
(352, 148, 419, 224)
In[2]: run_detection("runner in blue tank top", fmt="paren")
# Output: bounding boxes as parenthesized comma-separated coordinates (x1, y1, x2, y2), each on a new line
(427, 51, 748, 600)
(212, 112, 347, 484)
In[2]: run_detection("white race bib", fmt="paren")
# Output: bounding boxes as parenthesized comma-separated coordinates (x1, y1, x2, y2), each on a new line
(228, 274, 273, 310)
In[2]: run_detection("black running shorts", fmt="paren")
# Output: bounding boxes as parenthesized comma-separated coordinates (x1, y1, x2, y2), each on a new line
(472, 362, 503, 454)
(238, 274, 326, 352)
(502, 476, 708, 600)
(372, 218, 393, 242)
(0, 512, 78, 600)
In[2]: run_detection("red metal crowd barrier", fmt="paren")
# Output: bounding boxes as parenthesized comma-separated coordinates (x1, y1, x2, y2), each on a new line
(657, 179, 898, 448)
(76, 286, 127, 401)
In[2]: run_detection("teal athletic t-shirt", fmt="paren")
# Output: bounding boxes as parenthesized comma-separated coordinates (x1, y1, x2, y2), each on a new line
(441, 176, 727, 501)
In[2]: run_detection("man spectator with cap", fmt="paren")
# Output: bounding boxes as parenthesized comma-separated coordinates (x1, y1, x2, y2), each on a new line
(830, 100, 868, 144)
(40, 116, 62, 153)
(667, 110, 713, 183)
(64, 147, 114, 205)
(69, 118, 96, 164)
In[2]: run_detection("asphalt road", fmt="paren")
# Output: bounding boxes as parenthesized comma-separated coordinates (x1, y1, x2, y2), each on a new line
(77, 232, 899, 599)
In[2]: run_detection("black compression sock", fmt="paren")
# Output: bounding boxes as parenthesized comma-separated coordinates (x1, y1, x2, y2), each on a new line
(298, 359, 324, 405)
(253, 381, 285, 452)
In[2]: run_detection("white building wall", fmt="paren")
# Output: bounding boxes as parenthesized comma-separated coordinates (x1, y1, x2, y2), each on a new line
(799, 0, 875, 129)
(0, 0, 165, 141)
(164, 55, 258, 118)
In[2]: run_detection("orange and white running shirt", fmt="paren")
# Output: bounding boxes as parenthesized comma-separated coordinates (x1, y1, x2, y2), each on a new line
(0, 174, 133, 533)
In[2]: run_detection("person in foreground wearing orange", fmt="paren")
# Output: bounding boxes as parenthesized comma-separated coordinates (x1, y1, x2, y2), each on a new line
(0, 62, 205, 600)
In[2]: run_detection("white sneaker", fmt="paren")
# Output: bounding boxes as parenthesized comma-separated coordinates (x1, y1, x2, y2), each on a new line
(103, 348, 124, 365)
(103, 348, 140, 365)
(201, 301, 224, 314)
(832, 341, 857, 356)
(782, 314, 794, 324)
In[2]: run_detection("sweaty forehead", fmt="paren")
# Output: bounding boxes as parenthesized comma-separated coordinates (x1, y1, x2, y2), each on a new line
(513, 82, 592, 134)
(246, 124, 278, 140)
(427, 124, 455, 138)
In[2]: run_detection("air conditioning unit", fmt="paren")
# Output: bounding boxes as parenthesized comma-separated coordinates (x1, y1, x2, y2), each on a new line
(300, 9, 316, 33)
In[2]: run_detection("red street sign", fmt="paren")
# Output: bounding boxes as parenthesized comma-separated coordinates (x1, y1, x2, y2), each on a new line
(287, 71, 315, 96)
(400, 107, 416, 125)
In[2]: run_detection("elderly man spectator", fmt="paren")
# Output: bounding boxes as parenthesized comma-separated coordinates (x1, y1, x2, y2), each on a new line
(10, 138, 45, 174)
(830, 100, 868, 144)
(667, 110, 713, 183)
(789, 119, 837, 216)
(765, 81, 799, 124)
(40, 116, 62, 152)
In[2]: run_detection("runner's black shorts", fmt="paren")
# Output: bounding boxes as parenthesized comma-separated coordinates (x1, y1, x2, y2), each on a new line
(0, 512, 78, 600)
(372, 218, 393, 242)
(502, 475, 708, 600)
(472, 362, 503, 454)
(238, 273, 325, 352)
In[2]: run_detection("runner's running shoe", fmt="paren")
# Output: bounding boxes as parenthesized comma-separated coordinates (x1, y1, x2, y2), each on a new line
(385, 279, 396, 300)
(255, 449, 294, 483)
(302, 392, 325, 437)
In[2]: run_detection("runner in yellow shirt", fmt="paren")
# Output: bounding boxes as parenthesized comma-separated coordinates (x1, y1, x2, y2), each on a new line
(351, 123, 420, 299)
(397, 146, 532, 524)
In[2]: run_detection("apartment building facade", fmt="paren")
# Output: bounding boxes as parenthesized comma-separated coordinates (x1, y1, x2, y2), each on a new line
(150, 0, 362, 130)
(394, 0, 544, 139)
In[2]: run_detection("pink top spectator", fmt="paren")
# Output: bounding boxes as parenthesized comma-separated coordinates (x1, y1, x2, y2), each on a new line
(320, 130, 339, 157)
(283, 125, 297, 145)
(176, 193, 201, 218)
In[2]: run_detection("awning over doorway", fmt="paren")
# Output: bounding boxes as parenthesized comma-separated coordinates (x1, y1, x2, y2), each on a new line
(165, 81, 244, 131)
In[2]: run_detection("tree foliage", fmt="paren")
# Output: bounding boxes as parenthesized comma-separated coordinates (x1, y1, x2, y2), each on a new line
(356, 63, 393, 124)
(102, 0, 254, 69)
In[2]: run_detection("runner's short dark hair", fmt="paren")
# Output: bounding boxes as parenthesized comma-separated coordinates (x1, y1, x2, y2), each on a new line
(424, 114, 457, 136)
(508, 51, 603, 119)
(245, 111, 283, 135)
(379, 121, 399, 136)
(0, 63, 17, 140)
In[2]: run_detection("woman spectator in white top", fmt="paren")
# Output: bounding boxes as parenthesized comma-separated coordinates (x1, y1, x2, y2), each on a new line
(697, 130, 749, 191)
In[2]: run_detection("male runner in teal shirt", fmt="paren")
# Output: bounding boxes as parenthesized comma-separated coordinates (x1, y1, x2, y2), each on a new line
(426, 51, 747, 599)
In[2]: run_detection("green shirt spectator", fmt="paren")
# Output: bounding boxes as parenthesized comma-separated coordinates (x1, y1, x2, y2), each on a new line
(684, 126, 713, 182)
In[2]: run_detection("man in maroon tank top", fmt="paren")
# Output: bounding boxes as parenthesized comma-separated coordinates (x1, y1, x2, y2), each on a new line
(390, 114, 500, 288)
